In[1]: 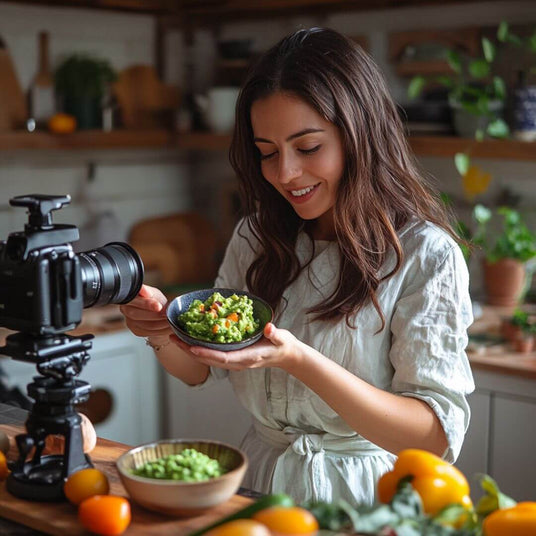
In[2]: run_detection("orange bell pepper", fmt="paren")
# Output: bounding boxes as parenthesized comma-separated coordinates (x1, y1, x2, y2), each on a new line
(483, 502, 536, 535)
(377, 449, 472, 516)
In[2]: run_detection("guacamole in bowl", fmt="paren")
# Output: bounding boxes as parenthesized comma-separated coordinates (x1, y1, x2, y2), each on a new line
(166, 288, 273, 351)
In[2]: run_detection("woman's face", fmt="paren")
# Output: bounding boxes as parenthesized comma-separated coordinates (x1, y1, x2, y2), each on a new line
(251, 92, 345, 240)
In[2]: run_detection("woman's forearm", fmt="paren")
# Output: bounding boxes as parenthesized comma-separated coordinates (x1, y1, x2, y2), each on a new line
(146, 335, 209, 386)
(284, 344, 448, 456)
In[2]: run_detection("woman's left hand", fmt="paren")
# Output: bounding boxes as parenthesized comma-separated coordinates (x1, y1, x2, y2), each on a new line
(171, 323, 303, 371)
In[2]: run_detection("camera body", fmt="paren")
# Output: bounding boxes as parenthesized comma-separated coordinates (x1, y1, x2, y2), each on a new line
(0, 194, 143, 337)
(0, 231, 83, 336)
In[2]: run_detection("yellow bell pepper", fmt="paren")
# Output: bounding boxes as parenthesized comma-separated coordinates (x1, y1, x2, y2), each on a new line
(377, 449, 472, 516)
(483, 502, 536, 535)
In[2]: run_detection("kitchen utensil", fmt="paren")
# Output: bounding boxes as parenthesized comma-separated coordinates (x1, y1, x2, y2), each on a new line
(29, 31, 55, 127)
(116, 438, 247, 516)
(166, 288, 273, 351)
(0, 36, 27, 130)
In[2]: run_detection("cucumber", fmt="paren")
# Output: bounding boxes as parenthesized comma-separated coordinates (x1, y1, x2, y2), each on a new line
(188, 493, 294, 535)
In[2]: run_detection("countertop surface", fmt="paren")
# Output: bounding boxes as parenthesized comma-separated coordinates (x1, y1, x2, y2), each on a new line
(467, 304, 536, 379)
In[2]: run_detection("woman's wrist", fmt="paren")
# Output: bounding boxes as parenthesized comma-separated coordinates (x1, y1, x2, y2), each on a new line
(144, 335, 171, 351)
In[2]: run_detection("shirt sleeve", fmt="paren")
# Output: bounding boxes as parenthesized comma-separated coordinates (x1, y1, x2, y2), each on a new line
(389, 236, 475, 463)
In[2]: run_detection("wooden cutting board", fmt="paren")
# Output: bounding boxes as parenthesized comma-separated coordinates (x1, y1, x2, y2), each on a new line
(0, 424, 251, 535)
(0, 37, 27, 130)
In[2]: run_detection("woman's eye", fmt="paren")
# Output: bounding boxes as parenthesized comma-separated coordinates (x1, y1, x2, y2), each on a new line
(299, 145, 321, 155)
(259, 151, 276, 161)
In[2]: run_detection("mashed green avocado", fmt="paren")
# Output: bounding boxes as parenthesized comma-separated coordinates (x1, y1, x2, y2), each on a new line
(131, 448, 223, 481)
(178, 291, 259, 343)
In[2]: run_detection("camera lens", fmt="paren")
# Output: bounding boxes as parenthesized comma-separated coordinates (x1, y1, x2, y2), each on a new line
(78, 242, 144, 308)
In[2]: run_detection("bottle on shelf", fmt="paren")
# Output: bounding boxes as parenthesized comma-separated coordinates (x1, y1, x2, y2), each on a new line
(29, 31, 55, 129)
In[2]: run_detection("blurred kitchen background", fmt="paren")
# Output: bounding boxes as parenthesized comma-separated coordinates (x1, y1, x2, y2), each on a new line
(1, 0, 536, 501)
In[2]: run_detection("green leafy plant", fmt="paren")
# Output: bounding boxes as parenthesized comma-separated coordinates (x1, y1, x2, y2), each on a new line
(54, 54, 116, 100)
(472, 204, 536, 263)
(408, 27, 509, 141)
(497, 21, 536, 77)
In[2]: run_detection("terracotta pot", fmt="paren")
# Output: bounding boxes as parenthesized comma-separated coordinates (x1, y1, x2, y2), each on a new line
(514, 335, 535, 353)
(501, 318, 523, 343)
(482, 258, 526, 307)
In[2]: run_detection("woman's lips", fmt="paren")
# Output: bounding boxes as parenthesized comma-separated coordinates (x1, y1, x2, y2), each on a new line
(287, 183, 319, 204)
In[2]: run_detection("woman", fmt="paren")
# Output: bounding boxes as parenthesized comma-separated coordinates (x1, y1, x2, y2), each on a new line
(120, 27, 474, 506)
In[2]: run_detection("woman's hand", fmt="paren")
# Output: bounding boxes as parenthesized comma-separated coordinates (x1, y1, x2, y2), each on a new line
(180, 322, 305, 372)
(119, 284, 171, 343)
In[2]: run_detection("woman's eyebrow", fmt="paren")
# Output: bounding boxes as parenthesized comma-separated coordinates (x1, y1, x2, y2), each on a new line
(254, 128, 325, 144)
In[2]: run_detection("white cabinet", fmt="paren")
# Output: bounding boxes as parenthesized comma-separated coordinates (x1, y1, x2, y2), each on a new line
(164, 373, 252, 448)
(0, 330, 162, 446)
(455, 369, 536, 501)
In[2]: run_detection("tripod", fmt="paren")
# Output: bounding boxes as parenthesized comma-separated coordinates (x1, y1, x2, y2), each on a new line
(3, 332, 95, 501)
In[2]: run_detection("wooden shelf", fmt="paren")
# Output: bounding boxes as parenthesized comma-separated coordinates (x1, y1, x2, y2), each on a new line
(1, 130, 535, 162)
(409, 136, 536, 161)
(0, 129, 176, 150)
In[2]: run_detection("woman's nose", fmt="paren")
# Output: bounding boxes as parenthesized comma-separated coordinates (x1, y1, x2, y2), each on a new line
(277, 153, 302, 184)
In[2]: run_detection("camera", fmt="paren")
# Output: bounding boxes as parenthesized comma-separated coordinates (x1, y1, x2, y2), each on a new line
(0, 194, 143, 337)
(0, 194, 144, 501)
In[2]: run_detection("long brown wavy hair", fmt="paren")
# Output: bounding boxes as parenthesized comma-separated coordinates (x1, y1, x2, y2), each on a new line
(229, 27, 457, 330)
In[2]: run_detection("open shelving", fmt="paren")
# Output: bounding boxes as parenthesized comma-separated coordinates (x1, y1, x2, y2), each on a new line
(1, 130, 535, 162)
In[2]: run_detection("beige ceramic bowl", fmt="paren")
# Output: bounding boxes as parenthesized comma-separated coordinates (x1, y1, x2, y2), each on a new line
(116, 439, 248, 516)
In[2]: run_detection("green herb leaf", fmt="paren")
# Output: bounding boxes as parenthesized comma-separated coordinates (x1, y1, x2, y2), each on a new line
(469, 59, 490, 79)
(446, 50, 462, 74)
(492, 76, 506, 100)
(481, 37, 495, 63)
(486, 118, 509, 138)
(408, 76, 426, 99)
(455, 152, 471, 176)
(497, 21, 509, 42)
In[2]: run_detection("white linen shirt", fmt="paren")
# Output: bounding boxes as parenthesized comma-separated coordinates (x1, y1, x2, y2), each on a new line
(192, 216, 475, 506)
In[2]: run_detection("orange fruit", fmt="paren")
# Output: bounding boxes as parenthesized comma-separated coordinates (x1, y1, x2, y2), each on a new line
(48, 113, 77, 134)
(205, 519, 271, 536)
(0, 451, 10, 481)
(64, 467, 110, 505)
(252, 506, 319, 535)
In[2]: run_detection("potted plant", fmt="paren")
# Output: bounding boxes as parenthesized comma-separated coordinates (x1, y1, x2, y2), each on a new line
(472, 204, 536, 307)
(501, 307, 529, 343)
(54, 54, 116, 130)
(408, 26, 509, 140)
(497, 21, 536, 141)
(503, 310, 536, 353)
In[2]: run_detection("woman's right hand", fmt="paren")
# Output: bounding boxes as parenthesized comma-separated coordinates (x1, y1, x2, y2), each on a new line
(119, 284, 171, 342)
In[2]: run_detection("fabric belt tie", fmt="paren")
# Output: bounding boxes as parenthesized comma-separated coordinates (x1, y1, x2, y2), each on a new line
(253, 420, 386, 502)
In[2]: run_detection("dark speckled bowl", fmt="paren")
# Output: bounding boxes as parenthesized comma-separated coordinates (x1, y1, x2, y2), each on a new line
(166, 288, 273, 351)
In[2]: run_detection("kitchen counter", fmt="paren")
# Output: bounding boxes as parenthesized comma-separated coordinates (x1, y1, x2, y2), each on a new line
(467, 304, 536, 380)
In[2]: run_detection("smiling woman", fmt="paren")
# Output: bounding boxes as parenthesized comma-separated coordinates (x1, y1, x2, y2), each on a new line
(119, 27, 474, 508)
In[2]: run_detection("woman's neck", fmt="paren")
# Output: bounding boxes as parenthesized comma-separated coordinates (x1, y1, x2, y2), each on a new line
(310, 213, 336, 241)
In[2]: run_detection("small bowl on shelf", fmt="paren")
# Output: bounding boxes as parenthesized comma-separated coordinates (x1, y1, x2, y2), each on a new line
(116, 439, 248, 516)
(166, 287, 273, 351)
